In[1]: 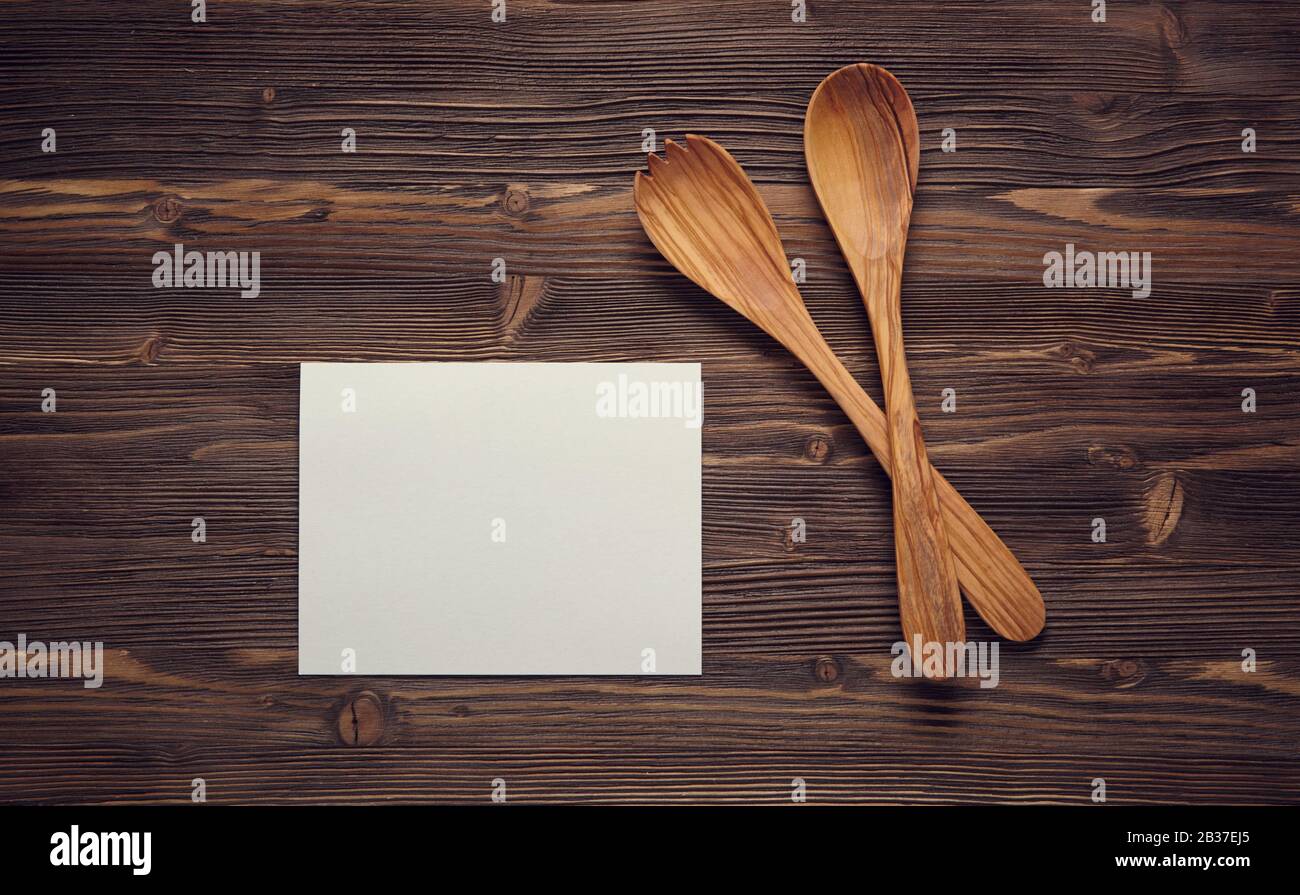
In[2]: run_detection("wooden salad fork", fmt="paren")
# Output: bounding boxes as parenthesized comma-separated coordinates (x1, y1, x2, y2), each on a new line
(804, 63, 963, 651)
(632, 134, 1044, 643)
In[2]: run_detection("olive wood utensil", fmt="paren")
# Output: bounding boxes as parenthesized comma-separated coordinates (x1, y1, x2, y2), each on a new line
(632, 134, 1044, 642)
(804, 63, 963, 650)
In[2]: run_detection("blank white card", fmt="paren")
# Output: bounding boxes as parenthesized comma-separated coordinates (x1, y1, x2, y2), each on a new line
(298, 363, 701, 675)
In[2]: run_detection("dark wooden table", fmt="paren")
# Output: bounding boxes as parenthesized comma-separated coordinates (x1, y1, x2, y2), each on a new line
(2, 0, 1298, 804)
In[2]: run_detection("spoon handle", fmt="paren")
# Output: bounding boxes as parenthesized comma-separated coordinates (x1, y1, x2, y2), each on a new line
(792, 334, 1045, 641)
(865, 268, 965, 650)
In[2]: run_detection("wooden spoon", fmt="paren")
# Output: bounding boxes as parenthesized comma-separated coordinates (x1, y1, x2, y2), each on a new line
(804, 64, 964, 652)
(633, 134, 1044, 642)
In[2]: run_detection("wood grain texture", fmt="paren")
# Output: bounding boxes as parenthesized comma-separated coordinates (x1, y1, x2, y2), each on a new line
(1, 0, 1299, 804)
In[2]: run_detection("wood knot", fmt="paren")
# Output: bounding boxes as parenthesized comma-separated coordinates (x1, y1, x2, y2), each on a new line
(337, 691, 384, 746)
(499, 274, 546, 341)
(154, 196, 182, 224)
(1101, 658, 1147, 688)
(814, 656, 840, 683)
(502, 187, 530, 217)
(1142, 472, 1184, 546)
(133, 332, 166, 366)
(1086, 443, 1140, 470)
(261, 86, 276, 104)
(1052, 340, 1096, 374)
(1158, 4, 1189, 50)
(1073, 92, 1120, 115)
(804, 433, 832, 463)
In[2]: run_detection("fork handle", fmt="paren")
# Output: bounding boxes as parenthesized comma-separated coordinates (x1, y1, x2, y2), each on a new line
(796, 335, 1045, 641)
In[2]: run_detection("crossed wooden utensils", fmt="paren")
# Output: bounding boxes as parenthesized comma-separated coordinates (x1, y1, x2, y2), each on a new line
(633, 64, 1045, 659)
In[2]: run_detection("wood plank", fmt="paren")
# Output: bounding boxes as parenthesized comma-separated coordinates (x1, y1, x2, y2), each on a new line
(1, 649, 1297, 759)
(3, 87, 1297, 188)
(2, 0, 1298, 97)
(2, 746, 1295, 805)
(0, 277, 1293, 371)
(3, 177, 1299, 282)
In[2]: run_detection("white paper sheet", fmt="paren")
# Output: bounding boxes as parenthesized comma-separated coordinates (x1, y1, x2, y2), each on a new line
(298, 362, 701, 675)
